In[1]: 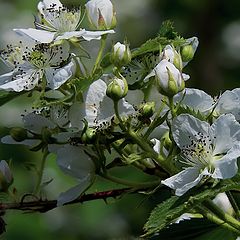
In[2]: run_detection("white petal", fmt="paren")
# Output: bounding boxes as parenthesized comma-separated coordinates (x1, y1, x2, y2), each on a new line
(0, 160, 12, 183)
(0, 71, 15, 85)
(212, 144, 240, 179)
(56, 145, 95, 179)
(211, 114, 240, 155)
(45, 60, 76, 89)
(23, 112, 56, 133)
(55, 30, 86, 41)
(174, 88, 214, 114)
(212, 193, 233, 215)
(85, 79, 107, 125)
(57, 174, 92, 206)
(14, 28, 55, 43)
(161, 167, 209, 196)
(172, 114, 210, 149)
(38, 0, 62, 13)
(1, 135, 40, 146)
(151, 138, 161, 154)
(81, 30, 115, 41)
(0, 70, 40, 92)
(68, 102, 85, 129)
(215, 90, 240, 120)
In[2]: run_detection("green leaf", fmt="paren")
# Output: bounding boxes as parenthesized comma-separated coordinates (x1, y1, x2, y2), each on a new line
(0, 90, 20, 106)
(132, 21, 185, 59)
(143, 176, 240, 237)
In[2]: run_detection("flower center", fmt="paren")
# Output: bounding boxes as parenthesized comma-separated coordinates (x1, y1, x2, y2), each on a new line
(40, 5, 81, 33)
(181, 132, 215, 171)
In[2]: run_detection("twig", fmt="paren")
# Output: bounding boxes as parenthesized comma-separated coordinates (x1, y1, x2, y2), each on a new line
(0, 187, 143, 213)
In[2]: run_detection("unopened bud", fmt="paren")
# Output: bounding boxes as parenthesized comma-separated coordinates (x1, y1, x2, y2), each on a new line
(10, 127, 28, 142)
(82, 128, 96, 144)
(140, 102, 155, 118)
(162, 131, 172, 150)
(154, 60, 185, 97)
(111, 42, 131, 67)
(85, 0, 116, 30)
(106, 77, 128, 101)
(181, 45, 194, 62)
(162, 45, 182, 70)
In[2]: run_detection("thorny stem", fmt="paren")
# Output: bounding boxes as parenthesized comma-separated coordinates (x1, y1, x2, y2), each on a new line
(0, 187, 153, 213)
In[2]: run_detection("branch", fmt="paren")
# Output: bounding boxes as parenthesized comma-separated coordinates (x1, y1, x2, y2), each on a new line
(0, 187, 140, 213)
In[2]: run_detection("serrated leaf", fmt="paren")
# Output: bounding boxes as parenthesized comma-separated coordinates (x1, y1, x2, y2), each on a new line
(144, 177, 240, 236)
(176, 105, 206, 121)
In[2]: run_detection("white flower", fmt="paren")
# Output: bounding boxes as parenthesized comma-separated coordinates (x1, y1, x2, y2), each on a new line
(1, 104, 77, 147)
(14, 0, 114, 43)
(212, 192, 234, 215)
(161, 114, 240, 196)
(85, 0, 116, 30)
(84, 79, 135, 127)
(0, 41, 76, 91)
(55, 144, 95, 205)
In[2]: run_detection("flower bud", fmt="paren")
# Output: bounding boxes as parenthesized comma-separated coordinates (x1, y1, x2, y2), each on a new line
(181, 45, 194, 62)
(0, 160, 13, 192)
(106, 77, 128, 101)
(140, 102, 155, 118)
(10, 127, 28, 142)
(181, 37, 199, 66)
(111, 42, 131, 68)
(162, 45, 182, 70)
(154, 60, 185, 97)
(82, 128, 96, 144)
(85, 0, 116, 30)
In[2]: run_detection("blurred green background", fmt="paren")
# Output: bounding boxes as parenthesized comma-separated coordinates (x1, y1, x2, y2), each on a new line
(0, 0, 240, 239)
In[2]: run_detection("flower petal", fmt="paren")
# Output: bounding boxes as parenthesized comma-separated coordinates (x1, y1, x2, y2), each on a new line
(23, 112, 56, 133)
(57, 174, 92, 206)
(212, 144, 240, 179)
(211, 114, 240, 155)
(45, 59, 76, 90)
(14, 28, 55, 43)
(161, 167, 209, 196)
(56, 145, 95, 179)
(174, 88, 214, 114)
(172, 114, 210, 149)
(81, 30, 115, 41)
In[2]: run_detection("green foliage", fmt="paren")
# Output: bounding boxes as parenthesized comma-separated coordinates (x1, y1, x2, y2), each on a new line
(143, 176, 240, 237)
(0, 91, 21, 107)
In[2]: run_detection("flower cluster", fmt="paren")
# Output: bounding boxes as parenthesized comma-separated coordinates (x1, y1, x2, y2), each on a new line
(0, 0, 240, 237)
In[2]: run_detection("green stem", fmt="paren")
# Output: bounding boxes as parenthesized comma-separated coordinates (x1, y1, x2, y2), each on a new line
(99, 172, 160, 188)
(168, 97, 176, 118)
(114, 100, 126, 131)
(144, 99, 168, 139)
(34, 149, 48, 195)
(203, 200, 240, 231)
(92, 35, 107, 76)
(196, 205, 240, 235)
(226, 191, 240, 219)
